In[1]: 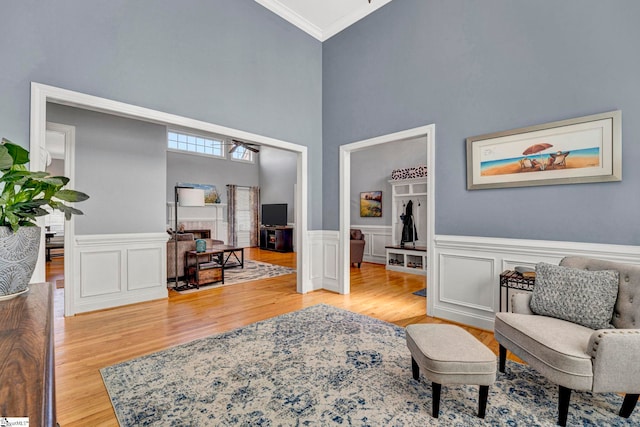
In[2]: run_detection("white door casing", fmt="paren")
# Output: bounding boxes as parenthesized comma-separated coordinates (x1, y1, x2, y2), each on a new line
(30, 83, 311, 316)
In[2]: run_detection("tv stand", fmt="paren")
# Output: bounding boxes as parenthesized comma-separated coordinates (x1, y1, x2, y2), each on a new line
(260, 226, 293, 252)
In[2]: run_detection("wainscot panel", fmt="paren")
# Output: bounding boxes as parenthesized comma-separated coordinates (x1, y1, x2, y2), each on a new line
(308, 231, 325, 291)
(308, 230, 340, 293)
(432, 235, 640, 331)
(73, 233, 169, 314)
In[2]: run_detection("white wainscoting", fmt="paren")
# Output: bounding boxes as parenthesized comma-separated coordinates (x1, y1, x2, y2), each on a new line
(350, 225, 391, 265)
(308, 230, 340, 293)
(431, 235, 640, 331)
(72, 233, 169, 314)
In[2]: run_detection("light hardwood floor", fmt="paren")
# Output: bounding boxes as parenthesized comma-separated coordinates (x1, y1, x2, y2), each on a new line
(48, 248, 501, 426)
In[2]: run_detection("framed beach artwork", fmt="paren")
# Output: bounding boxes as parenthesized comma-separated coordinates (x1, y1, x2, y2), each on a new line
(360, 191, 382, 217)
(466, 110, 621, 190)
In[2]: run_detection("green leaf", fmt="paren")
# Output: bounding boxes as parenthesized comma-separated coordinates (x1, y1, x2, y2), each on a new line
(0, 145, 12, 170)
(55, 203, 84, 220)
(50, 175, 70, 186)
(1, 139, 29, 165)
(54, 189, 90, 202)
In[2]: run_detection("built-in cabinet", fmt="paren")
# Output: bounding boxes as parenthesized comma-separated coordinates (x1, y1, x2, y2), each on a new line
(386, 177, 427, 275)
(386, 245, 427, 274)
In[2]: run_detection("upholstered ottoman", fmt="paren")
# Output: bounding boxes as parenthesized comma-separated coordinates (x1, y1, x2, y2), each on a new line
(406, 324, 497, 418)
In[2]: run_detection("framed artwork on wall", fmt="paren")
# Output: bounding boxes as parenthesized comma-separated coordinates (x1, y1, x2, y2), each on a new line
(177, 183, 220, 204)
(466, 110, 621, 190)
(360, 191, 382, 217)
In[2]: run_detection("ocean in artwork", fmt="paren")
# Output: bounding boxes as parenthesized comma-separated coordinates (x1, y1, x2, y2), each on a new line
(481, 147, 600, 177)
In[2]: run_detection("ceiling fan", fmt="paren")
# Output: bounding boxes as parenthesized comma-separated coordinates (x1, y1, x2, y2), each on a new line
(228, 139, 260, 153)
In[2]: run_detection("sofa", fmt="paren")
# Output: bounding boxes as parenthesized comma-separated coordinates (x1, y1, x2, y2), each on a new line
(495, 256, 640, 425)
(166, 233, 224, 281)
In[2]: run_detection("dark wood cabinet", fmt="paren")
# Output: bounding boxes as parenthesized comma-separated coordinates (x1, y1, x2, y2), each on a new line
(260, 227, 293, 252)
(0, 282, 56, 426)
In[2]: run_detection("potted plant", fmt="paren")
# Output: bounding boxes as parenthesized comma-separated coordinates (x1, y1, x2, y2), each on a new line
(0, 138, 89, 299)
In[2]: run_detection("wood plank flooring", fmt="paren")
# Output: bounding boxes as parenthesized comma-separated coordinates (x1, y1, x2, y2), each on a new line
(48, 248, 502, 426)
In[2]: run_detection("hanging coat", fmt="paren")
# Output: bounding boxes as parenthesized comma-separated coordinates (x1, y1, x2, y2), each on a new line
(401, 200, 418, 244)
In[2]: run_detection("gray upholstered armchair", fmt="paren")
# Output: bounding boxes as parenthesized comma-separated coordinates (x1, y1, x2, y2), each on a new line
(350, 229, 365, 268)
(495, 256, 640, 426)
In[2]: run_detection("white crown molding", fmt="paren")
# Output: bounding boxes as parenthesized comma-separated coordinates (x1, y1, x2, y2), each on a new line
(256, 0, 393, 42)
(322, 0, 393, 41)
(256, 0, 323, 40)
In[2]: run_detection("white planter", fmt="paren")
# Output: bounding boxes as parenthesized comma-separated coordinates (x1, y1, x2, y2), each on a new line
(0, 226, 41, 297)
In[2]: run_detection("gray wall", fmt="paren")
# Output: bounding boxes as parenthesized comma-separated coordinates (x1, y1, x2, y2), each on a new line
(350, 137, 427, 225)
(259, 146, 297, 223)
(0, 0, 323, 229)
(323, 0, 640, 245)
(167, 151, 260, 205)
(47, 104, 167, 234)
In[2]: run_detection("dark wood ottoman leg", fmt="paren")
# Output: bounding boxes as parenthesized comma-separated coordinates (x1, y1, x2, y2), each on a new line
(478, 385, 489, 418)
(411, 356, 420, 381)
(432, 382, 441, 418)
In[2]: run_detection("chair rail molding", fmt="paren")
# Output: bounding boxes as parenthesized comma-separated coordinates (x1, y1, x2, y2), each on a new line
(432, 234, 640, 330)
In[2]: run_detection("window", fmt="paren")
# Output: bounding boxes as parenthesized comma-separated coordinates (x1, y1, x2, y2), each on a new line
(168, 131, 225, 158)
(230, 145, 255, 163)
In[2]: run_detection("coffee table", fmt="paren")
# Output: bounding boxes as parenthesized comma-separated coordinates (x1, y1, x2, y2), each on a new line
(210, 245, 244, 269)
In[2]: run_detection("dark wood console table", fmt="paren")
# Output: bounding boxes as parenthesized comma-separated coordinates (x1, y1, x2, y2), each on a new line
(0, 282, 56, 426)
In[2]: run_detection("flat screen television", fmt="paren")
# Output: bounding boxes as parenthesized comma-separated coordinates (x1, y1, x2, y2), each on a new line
(262, 203, 288, 226)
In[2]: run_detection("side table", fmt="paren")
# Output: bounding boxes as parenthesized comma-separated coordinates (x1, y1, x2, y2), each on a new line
(183, 250, 224, 290)
(499, 270, 536, 312)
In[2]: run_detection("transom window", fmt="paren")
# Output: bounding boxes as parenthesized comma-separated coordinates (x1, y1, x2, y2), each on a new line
(168, 131, 225, 158)
(230, 145, 255, 163)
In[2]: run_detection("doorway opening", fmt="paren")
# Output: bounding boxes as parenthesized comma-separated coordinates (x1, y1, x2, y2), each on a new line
(339, 124, 435, 316)
(30, 82, 310, 316)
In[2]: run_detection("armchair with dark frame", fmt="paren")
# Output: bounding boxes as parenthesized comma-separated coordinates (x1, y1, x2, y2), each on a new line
(350, 229, 365, 268)
(495, 257, 640, 426)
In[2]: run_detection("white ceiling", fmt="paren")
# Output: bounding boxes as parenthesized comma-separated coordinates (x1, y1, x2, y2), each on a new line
(256, 0, 393, 41)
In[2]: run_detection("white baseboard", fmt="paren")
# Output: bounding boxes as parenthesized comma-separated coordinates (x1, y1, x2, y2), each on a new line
(71, 233, 169, 315)
(432, 235, 640, 330)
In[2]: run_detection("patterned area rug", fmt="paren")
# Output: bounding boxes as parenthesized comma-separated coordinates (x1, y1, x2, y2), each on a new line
(169, 260, 295, 293)
(100, 305, 640, 426)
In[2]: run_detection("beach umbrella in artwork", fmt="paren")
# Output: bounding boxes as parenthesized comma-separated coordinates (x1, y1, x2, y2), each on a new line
(522, 143, 553, 170)
(522, 143, 553, 155)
